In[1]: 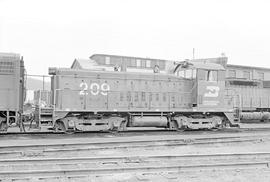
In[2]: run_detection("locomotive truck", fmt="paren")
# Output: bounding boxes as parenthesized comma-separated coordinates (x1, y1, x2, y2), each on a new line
(49, 61, 239, 132)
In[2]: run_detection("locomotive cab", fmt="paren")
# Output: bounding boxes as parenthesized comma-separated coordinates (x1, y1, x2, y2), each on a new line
(175, 61, 226, 110)
(195, 64, 226, 110)
(173, 61, 238, 129)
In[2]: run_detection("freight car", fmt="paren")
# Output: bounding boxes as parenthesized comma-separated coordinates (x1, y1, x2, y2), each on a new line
(226, 79, 270, 122)
(0, 53, 25, 132)
(188, 58, 270, 122)
(49, 61, 238, 132)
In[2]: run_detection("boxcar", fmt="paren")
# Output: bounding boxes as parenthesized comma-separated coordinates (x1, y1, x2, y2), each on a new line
(0, 53, 25, 131)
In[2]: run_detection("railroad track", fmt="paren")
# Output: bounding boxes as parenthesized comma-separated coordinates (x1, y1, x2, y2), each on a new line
(1, 152, 270, 180)
(2, 124, 270, 135)
(2, 127, 270, 149)
(1, 132, 270, 181)
(0, 135, 268, 159)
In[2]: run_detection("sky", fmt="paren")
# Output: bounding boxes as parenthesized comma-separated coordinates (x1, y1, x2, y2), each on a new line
(1, 0, 270, 75)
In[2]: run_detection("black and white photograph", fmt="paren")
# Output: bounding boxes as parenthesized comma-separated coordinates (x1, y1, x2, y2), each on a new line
(1, 0, 270, 181)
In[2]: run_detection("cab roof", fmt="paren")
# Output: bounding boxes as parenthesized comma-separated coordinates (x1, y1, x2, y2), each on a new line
(174, 60, 225, 73)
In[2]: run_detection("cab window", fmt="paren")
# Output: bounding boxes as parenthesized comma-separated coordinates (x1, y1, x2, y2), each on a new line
(178, 70, 185, 77)
(197, 69, 218, 81)
(206, 70, 218, 82)
(176, 69, 196, 79)
(192, 69, 197, 78)
(185, 69, 192, 79)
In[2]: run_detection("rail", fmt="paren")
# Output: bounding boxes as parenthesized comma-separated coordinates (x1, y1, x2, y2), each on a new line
(1, 132, 270, 180)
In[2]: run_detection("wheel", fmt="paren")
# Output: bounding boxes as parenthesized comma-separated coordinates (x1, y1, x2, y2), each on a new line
(0, 122, 8, 132)
(54, 121, 66, 132)
(168, 120, 179, 130)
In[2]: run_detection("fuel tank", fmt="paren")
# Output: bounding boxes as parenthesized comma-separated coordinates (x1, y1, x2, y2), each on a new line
(130, 116, 168, 127)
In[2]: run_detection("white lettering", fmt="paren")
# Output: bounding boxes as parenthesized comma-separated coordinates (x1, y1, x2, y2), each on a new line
(79, 82, 88, 95)
(100, 83, 110, 95)
(204, 86, 220, 97)
(79, 82, 110, 96)
(90, 83, 100, 95)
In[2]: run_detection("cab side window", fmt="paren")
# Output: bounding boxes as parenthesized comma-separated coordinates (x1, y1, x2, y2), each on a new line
(192, 69, 197, 78)
(197, 70, 218, 81)
(176, 69, 196, 79)
(185, 69, 192, 79)
(178, 70, 185, 77)
(206, 70, 218, 82)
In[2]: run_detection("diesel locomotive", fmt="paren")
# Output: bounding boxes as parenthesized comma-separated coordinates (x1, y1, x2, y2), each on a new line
(0, 53, 25, 132)
(48, 60, 238, 132)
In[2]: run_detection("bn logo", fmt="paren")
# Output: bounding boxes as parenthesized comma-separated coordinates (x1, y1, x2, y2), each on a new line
(204, 86, 220, 97)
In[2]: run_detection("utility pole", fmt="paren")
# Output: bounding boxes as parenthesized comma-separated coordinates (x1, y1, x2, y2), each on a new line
(42, 75, 45, 90)
(192, 48, 195, 60)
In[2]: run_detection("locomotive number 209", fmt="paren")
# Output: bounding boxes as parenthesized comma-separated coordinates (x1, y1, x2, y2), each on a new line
(79, 82, 110, 96)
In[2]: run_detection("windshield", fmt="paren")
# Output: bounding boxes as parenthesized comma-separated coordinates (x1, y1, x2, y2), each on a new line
(176, 69, 196, 79)
(206, 70, 218, 81)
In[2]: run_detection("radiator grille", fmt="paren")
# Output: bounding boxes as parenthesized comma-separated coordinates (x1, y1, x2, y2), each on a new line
(263, 81, 270, 88)
(0, 61, 15, 74)
(0, 53, 19, 74)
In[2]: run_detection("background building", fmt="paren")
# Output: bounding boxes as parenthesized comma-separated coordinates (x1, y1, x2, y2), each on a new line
(71, 53, 270, 81)
(72, 54, 169, 73)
